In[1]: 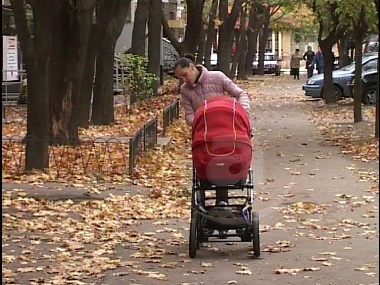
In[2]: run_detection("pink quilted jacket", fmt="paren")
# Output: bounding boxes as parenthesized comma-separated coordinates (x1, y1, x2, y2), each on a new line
(180, 65, 251, 125)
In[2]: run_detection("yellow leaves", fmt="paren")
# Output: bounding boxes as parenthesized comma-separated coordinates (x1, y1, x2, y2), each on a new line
(308, 99, 378, 163)
(263, 240, 294, 253)
(274, 267, 321, 275)
(132, 269, 169, 280)
(281, 201, 330, 215)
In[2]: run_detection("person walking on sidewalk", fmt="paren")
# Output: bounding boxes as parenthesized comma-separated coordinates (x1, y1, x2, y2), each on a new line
(290, 48, 302, 80)
(310, 46, 324, 74)
(173, 56, 251, 207)
(303, 46, 315, 78)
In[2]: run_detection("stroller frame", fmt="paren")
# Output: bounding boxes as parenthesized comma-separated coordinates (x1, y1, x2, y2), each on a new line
(189, 166, 260, 258)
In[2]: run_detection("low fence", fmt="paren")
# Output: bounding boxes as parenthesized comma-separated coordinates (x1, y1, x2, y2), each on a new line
(2, 99, 179, 181)
(162, 99, 180, 136)
(2, 117, 158, 179)
(2, 135, 130, 179)
(2, 104, 27, 122)
(128, 117, 157, 176)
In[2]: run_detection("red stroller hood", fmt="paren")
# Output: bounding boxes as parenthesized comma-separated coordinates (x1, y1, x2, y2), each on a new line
(191, 96, 252, 184)
(192, 96, 251, 147)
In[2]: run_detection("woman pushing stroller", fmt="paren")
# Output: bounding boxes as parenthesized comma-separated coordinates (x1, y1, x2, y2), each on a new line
(174, 56, 251, 126)
(174, 56, 252, 205)
(174, 57, 259, 257)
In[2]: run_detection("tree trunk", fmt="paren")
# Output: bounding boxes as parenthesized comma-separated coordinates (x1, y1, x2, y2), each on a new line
(376, 51, 379, 138)
(203, 0, 218, 69)
(131, 0, 149, 56)
(91, 42, 115, 125)
(245, 3, 262, 75)
(11, 0, 54, 170)
(338, 33, 351, 68)
(217, 0, 242, 76)
(353, 37, 363, 123)
(147, 0, 162, 95)
(236, 5, 248, 80)
(196, 24, 206, 64)
(312, 2, 343, 105)
(319, 41, 336, 104)
(353, 6, 367, 123)
(161, 0, 205, 56)
(77, 23, 97, 128)
(91, 0, 131, 125)
(73, 1, 97, 129)
(180, 0, 205, 55)
(374, 0, 379, 138)
(230, 28, 240, 79)
(48, 1, 81, 144)
(257, 7, 270, 75)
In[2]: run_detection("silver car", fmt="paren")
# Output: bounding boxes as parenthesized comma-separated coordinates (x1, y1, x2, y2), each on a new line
(302, 52, 378, 99)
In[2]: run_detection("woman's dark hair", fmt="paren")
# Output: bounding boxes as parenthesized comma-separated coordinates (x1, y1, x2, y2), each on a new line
(174, 57, 194, 70)
(184, 53, 195, 62)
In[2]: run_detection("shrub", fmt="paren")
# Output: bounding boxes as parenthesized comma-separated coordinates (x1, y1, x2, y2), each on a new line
(116, 53, 157, 104)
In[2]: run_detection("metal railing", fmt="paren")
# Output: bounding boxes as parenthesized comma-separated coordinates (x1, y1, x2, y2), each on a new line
(144, 117, 158, 151)
(2, 117, 158, 179)
(129, 116, 158, 175)
(2, 135, 130, 179)
(162, 99, 180, 136)
(128, 127, 144, 176)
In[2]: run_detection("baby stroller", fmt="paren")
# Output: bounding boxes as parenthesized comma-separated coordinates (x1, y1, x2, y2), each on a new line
(189, 96, 260, 258)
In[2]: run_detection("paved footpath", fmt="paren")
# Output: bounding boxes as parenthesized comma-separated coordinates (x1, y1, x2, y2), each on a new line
(2, 74, 378, 285)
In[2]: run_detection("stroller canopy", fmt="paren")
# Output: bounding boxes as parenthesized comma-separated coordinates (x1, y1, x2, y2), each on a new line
(192, 96, 251, 147)
(191, 96, 252, 184)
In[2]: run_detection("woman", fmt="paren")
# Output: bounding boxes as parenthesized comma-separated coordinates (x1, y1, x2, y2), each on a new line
(173, 57, 251, 126)
(290, 48, 302, 80)
(303, 46, 315, 78)
(174, 56, 251, 213)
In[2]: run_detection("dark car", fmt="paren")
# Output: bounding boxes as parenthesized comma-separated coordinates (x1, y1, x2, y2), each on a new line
(302, 52, 378, 99)
(347, 69, 378, 105)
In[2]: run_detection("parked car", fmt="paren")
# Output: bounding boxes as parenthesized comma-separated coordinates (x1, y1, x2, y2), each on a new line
(252, 52, 281, 76)
(347, 69, 378, 105)
(162, 38, 179, 75)
(364, 34, 379, 53)
(302, 52, 378, 99)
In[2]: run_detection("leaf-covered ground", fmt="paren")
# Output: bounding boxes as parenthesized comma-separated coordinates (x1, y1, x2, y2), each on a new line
(2, 75, 378, 284)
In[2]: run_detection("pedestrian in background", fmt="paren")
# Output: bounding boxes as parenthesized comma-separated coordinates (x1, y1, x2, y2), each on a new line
(303, 46, 315, 78)
(311, 46, 324, 74)
(290, 48, 302, 80)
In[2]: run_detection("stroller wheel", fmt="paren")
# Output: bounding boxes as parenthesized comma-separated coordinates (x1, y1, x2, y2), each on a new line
(189, 210, 199, 258)
(251, 211, 260, 258)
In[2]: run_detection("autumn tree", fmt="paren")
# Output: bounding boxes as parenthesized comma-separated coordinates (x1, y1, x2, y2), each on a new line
(162, 0, 205, 56)
(235, 3, 249, 80)
(48, 1, 96, 142)
(131, 0, 150, 56)
(10, 0, 54, 170)
(340, 1, 372, 123)
(91, 0, 131, 125)
(309, 0, 344, 105)
(217, 0, 243, 76)
(245, 1, 265, 75)
(374, 0, 379, 138)
(203, 0, 218, 69)
(147, 0, 162, 94)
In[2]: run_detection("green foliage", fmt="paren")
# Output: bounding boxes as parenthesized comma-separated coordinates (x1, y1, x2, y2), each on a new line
(335, 0, 378, 33)
(305, 0, 377, 40)
(117, 53, 157, 103)
(271, 4, 319, 43)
